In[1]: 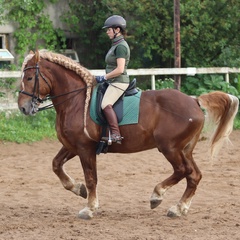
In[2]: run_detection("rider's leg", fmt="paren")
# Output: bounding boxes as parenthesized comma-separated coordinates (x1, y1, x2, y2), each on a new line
(103, 104, 122, 142)
(101, 83, 129, 143)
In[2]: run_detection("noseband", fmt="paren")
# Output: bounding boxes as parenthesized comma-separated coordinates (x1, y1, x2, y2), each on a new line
(19, 63, 51, 104)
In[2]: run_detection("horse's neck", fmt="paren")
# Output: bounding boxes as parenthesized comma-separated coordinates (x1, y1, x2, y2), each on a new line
(49, 71, 87, 112)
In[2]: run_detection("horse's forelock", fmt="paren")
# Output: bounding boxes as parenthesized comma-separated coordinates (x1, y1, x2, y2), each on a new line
(21, 53, 35, 72)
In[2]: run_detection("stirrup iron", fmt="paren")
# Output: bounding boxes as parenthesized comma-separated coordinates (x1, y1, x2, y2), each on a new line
(101, 131, 123, 145)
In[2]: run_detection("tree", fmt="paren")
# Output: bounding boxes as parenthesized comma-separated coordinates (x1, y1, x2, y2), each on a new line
(60, 0, 239, 69)
(180, 0, 240, 67)
(60, 0, 175, 68)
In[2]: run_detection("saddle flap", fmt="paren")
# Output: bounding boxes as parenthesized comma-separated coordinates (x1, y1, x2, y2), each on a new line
(95, 79, 139, 124)
(90, 80, 141, 126)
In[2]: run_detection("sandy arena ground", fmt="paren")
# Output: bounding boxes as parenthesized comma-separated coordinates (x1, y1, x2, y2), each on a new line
(0, 131, 240, 240)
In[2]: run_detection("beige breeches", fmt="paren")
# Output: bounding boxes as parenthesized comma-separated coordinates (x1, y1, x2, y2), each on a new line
(101, 82, 129, 109)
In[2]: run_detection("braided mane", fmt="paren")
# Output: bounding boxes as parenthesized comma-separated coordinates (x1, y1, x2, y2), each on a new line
(22, 50, 95, 128)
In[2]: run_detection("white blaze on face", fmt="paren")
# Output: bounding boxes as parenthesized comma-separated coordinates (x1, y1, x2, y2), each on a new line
(20, 52, 34, 91)
(21, 72, 25, 91)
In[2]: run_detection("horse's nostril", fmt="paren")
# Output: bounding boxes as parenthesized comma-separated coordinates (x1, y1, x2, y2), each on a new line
(20, 107, 26, 115)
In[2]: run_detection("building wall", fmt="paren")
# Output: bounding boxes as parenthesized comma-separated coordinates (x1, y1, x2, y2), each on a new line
(46, 1, 69, 33)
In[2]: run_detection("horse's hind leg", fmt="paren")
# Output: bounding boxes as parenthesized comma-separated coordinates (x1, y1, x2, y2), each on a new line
(150, 149, 186, 209)
(167, 149, 202, 217)
(52, 146, 87, 198)
(150, 145, 202, 217)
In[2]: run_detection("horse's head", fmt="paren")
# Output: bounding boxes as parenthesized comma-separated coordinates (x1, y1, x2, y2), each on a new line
(18, 50, 52, 115)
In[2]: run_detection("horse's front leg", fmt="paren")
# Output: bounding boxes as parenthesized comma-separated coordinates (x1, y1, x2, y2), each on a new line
(78, 148, 99, 220)
(52, 146, 87, 198)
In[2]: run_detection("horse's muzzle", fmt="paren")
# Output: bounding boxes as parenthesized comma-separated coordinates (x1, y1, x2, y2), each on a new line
(19, 100, 39, 115)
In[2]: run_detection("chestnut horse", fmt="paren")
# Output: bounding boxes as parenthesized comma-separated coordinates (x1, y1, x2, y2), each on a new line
(18, 50, 239, 219)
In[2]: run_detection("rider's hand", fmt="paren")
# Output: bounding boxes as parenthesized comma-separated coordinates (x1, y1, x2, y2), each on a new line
(95, 75, 106, 83)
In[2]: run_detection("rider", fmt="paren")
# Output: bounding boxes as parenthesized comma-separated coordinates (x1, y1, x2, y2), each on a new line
(95, 15, 130, 144)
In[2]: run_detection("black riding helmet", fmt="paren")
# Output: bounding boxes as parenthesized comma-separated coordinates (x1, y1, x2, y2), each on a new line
(102, 15, 126, 30)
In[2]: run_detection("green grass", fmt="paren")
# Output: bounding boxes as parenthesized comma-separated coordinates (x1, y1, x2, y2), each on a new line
(0, 109, 57, 143)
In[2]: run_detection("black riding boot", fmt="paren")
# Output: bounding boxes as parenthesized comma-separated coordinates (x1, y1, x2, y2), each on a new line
(103, 104, 123, 144)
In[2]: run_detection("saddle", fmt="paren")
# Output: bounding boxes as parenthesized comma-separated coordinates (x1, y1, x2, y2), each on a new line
(95, 78, 138, 125)
(95, 79, 139, 154)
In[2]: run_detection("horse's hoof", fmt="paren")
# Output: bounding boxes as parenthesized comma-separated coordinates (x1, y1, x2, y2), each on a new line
(167, 210, 179, 218)
(150, 199, 162, 209)
(72, 183, 87, 199)
(78, 207, 93, 220)
(167, 205, 181, 218)
(80, 184, 87, 199)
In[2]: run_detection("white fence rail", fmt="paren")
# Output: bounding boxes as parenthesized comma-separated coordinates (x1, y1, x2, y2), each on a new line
(0, 67, 239, 90)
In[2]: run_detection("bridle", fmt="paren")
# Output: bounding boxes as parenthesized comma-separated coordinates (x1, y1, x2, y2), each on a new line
(19, 63, 51, 104)
(19, 63, 90, 111)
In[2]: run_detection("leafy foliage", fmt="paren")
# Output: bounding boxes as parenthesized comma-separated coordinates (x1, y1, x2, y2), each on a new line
(155, 75, 239, 100)
(181, 75, 239, 97)
(180, 0, 240, 67)
(0, 6, 4, 24)
(59, 0, 175, 68)
(155, 78, 175, 90)
(2, 0, 65, 64)
(59, 0, 240, 69)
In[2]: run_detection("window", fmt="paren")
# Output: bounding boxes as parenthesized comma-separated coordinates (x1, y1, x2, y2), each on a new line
(0, 35, 6, 49)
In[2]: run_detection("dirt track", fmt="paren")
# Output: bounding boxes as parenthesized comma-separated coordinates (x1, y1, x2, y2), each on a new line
(0, 131, 240, 240)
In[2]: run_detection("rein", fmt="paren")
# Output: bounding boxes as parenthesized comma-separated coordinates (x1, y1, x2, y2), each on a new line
(19, 63, 90, 111)
(38, 87, 89, 111)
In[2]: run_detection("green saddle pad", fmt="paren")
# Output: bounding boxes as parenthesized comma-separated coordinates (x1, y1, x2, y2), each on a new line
(90, 86, 142, 126)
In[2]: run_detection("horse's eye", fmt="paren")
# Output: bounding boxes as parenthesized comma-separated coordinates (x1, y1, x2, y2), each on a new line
(27, 77, 32, 81)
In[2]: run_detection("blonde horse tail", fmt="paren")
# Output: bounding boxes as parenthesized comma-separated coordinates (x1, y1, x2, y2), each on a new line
(197, 91, 239, 157)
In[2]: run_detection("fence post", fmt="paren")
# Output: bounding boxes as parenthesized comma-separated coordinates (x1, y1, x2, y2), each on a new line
(151, 75, 156, 90)
(225, 73, 229, 83)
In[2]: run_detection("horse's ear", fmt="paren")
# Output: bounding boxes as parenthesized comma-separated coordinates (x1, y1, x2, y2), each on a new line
(34, 49, 40, 64)
(29, 50, 34, 54)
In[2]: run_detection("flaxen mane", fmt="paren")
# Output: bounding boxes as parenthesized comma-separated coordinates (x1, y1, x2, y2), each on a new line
(22, 50, 95, 128)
